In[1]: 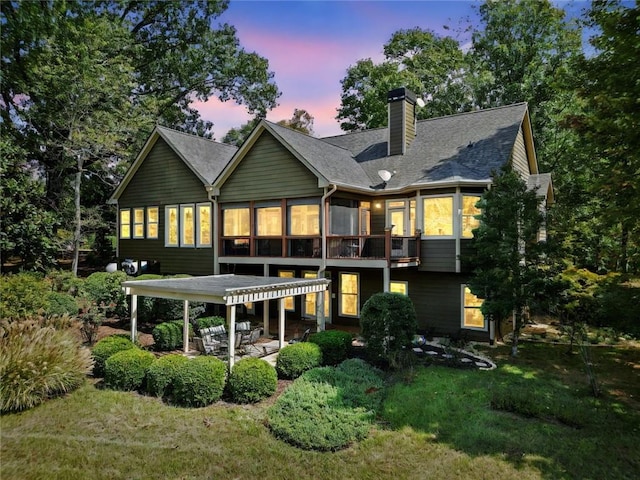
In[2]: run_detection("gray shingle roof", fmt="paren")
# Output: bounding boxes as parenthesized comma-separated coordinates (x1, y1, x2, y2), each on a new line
(157, 126, 238, 184)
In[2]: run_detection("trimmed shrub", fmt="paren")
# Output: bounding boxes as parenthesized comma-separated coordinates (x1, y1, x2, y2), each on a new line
(46, 292, 79, 317)
(46, 270, 84, 297)
(360, 292, 417, 369)
(195, 316, 225, 335)
(0, 319, 93, 413)
(275, 342, 322, 379)
(173, 356, 227, 407)
(152, 321, 193, 351)
(0, 272, 50, 319)
(267, 360, 383, 451)
(228, 357, 277, 403)
(145, 354, 189, 398)
(104, 348, 155, 391)
(309, 330, 353, 365)
(82, 271, 128, 317)
(91, 335, 136, 377)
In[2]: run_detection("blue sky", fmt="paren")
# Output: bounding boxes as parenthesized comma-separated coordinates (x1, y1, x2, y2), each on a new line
(195, 0, 586, 140)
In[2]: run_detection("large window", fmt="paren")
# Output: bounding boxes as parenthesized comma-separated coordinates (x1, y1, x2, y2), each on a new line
(339, 272, 359, 317)
(461, 195, 481, 238)
(288, 202, 320, 236)
(119, 209, 131, 239)
(278, 270, 295, 311)
(303, 271, 330, 319)
(256, 204, 282, 236)
(223, 206, 250, 236)
(462, 285, 486, 330)
(423, 196, 453, 236)
(390, 281, 408, 295)
(165, 203, 211, 248)
(146, 207, 159, 239)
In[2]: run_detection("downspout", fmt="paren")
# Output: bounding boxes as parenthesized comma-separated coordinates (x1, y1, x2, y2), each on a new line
(317, 184, 337, 331)
(207, 186, 220, 275)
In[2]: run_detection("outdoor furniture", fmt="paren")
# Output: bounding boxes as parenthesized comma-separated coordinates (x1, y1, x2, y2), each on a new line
(240, 327, 263, 355)
(288, 328, 311, 344)
(200, 325, 228, 355)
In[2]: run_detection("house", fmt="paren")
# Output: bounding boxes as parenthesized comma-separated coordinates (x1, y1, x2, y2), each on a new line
(109, 87, 553, 342)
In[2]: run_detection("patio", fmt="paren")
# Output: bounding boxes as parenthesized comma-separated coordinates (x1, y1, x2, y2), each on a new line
(122, 274, 331, 368)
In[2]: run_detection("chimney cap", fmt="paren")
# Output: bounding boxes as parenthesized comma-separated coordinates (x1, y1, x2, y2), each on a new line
(387, 87, 417, 104)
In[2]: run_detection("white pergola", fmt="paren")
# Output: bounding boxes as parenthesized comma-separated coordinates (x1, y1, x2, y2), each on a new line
(122, 274, 330, 368)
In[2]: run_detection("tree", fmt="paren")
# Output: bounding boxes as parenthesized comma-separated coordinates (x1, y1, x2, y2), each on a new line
(336, 28, 468, 131)
(222, 118, 261, 147)
(467, 166, 555, 356)
(277, 109, 314, 135)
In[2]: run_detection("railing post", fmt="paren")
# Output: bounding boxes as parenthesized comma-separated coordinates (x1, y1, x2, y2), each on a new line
(415, 229, 422, 259)
(384, 227, 392, 266)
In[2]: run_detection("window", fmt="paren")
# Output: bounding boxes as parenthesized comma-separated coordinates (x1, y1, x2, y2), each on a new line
(119, 209, 131, 239)
(390, 281, 408, 295)
(339, 272, 359, 317)
(256, 204, 282, 236)
(197, 203, 211, 247)
(462, 285, 486, 330)
(165, 206, 179, 247)
(133, 208, 145, 239)
(181, 205, 195, 247)
(461, 195, 481, 238)
(223, 206, 250, 236)
(288, 202, 320, 236)
(278, 270, 295, 311)
(423, 196, 453, 236)
(147, 207, 159, 239)
(303, 271, 330, 318)
(165, 203, 211, 248)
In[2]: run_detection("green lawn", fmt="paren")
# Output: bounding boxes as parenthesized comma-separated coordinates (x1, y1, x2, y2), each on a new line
(2, 342, 639, 480)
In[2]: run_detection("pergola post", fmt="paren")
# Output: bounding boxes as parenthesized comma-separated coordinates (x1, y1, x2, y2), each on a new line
(278, 297, 286, 349)
(227, 304, 237, 369)
(130, 294, 138, 343)
(183, 300, 189, 353)
(263, 300, 270, 337)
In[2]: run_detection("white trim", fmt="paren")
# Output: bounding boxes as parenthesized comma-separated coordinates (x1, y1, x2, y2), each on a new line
(461, 284, 488, 332)
(338, 271, 360, 318)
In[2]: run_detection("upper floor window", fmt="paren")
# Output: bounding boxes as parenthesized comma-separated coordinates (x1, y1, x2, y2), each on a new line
(423, 196, 454, 237)
(256, 203, 282, 236)
(197, 203, 212, 247)
(180, 205, 195, 247)
(133, 208, 145, 239)
(166, 206, 179, 247)
(461, 195, 481, 238)
(165, 203, 212, 248)
(147, 207, 159, 239)
(223, 206, 250, 236)
(387, 199, 416, 236)
(119, 209, 131, 239)
(288, 200, 320, 236)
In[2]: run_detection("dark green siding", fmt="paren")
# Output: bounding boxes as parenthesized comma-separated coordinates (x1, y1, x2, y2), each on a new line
(219, 132, 320, 203)
(370, 208, 386, 235)
(419, 240, 456, 272)
(118, 138, 214, 276)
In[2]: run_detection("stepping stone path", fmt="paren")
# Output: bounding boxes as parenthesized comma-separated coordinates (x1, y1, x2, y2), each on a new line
(413, 342, 496, 370)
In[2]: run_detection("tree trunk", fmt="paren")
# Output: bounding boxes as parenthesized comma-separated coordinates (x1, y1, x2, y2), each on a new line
(71, 157, 82, 277)
(511, 310, 520, 357)
(620, 224, 629, 274)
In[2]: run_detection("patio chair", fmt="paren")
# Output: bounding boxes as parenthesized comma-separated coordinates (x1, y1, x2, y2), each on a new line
(200, 325, 227, 355)
(288, 328, 311, 344)
(240, 327, 263, 355)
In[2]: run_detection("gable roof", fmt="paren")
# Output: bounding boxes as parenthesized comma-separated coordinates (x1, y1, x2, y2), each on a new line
(527, 173, 555, 205)
(109, 125, 237, 202)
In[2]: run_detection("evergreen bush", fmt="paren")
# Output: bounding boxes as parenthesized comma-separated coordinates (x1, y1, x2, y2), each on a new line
(152, 321, 193, 351)
(228, 357, 277, 403)
(309, 330, 353, 365)
(91, 335, 136, 377)
(0, 319, 93, 413)
(82, 271, 128, 317)
(145, 354, 189, 398)
(0, 272, 50, 319)
(172, 356, 227, 407)
(275, 342, 322, 379)
(46, 292, 79, 317)
(104, 348, 155, 391)
(360, 292, 417, 369)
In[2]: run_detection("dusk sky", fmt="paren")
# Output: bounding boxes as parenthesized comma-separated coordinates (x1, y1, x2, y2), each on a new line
(195, 0, 481, 140)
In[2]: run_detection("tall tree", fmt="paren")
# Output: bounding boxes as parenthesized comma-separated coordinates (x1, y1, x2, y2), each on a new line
(222, 118, 261, 147)
(277, 109, 314, 135)
(467, 166, 555, 356)
(336, 28, 468, 131)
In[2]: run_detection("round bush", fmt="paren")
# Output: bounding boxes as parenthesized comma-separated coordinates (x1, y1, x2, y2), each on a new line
(91, 335, 136, 377)
(309, 330, 353, 365)
(275, 342, 322, 379)
(152, 321, 192, 351)
(173, 356, 227, 407)
(145, 354, 189, 398)
(82, 271, 128, 317)
(360, 292, 417, 369)
(47, 292, 79, 317)
(104, 348, 155, 391)
(0, 273, 50, 320)
(228, 357, 277, 403)
(0, 319, 93, 413)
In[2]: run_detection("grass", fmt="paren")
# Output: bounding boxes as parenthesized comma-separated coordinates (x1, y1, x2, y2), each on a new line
(1, 342, 639, 479)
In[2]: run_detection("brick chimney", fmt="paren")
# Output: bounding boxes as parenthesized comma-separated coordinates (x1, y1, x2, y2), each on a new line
(387, 87, 417, 156)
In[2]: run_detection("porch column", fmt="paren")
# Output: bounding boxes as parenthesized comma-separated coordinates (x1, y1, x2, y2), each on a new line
(183, 300, 189, 353)
(227, 304, 237, 369)
(278, 297, 286, 348)
(383, 267, 391, 292)
(130, 294, 138, 343)
(263, 263, 270, 335)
